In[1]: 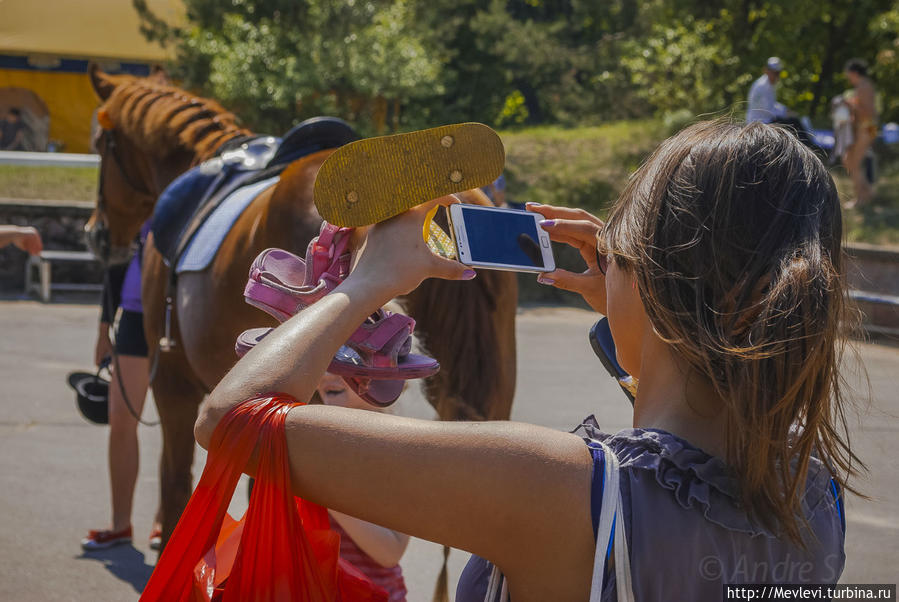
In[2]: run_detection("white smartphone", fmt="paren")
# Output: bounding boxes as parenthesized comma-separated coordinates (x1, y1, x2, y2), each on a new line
(447, 204, 555, 273)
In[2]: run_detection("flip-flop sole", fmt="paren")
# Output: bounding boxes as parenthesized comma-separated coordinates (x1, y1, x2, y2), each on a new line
(314, 123, 505, 227)
(328, 349, 440, 380)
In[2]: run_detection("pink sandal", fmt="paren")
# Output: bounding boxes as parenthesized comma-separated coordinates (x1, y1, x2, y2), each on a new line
(239, 222, 439, 407)
(234, 314, 437, 407)
(243, 223, 352, 322)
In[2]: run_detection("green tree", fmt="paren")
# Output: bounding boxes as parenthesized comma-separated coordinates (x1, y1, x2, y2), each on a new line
(870, 2, 899, 122)
(134, 0, 444, 134)
(133, 0, 899, 131)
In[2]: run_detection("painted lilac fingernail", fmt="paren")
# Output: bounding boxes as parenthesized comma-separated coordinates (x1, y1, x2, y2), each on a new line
(462, 269, 477, 280)
(538, 276, 555, 285)
(525, 201, 542, 207)
(539, 219, 555, 227)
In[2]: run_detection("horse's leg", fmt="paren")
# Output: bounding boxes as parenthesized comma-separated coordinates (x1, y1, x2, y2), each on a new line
(142, 241, 207, 549)
(152, 352, 205, 548)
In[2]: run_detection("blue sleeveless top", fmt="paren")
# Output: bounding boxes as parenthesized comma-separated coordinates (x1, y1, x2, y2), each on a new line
(456, 416, 845, 602)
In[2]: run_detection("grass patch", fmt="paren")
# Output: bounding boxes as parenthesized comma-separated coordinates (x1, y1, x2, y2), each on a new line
(0, 122, 896, 249)
(501, 121, 667, 304)
(0, 164, 98, 202)
(833, 150, 899, 247)
(500, 120, 663, 216)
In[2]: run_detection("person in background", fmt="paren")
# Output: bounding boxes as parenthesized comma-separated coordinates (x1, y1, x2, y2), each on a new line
(316, 372, 409, 602)
(82, 221, 162, 551)
(1, 108, 27, 151)
(747, 57, 820, 151)
(841, 58, 878, 208)
(0, 225, 42, 254)
(481, 174, 506, 206)
(747, 57, 787, 124)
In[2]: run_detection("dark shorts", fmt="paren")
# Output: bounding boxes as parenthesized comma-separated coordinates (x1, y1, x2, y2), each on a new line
(115, 310, 148, 357)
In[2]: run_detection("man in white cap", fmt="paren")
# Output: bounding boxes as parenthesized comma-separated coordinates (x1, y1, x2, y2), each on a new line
(746, 57, 821, 152)
(747, 57, 786, 123)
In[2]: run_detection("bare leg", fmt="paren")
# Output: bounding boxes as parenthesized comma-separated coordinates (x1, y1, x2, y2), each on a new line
(842, 130, 875, 207)
(107, 354, 150, 532)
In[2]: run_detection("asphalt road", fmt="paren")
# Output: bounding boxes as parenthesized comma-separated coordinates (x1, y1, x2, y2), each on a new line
(0, 299, 896, 601)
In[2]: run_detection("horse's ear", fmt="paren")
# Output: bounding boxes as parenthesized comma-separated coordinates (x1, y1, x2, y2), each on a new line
(149, 64, 170, 85)
(88, 62, 116, 100)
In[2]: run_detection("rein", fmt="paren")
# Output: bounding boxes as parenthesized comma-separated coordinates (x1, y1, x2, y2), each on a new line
(96, 128, 156, 217)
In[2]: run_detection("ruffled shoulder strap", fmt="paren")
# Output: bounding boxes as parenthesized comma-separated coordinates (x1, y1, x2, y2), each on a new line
(573, 416, 766, 535)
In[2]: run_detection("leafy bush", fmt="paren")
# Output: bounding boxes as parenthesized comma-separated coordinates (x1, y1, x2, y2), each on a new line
(501, 121, 663, 216)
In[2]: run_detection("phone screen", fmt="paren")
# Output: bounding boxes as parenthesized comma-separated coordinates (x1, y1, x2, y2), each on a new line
(458, 205, 547, 269)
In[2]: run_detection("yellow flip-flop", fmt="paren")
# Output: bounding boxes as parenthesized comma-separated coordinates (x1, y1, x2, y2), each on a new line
(423, 205, 456, 259)
(314, 123, 504, 227)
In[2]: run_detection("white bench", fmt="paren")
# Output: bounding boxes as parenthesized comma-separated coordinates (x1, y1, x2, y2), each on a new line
(25, 250, 103, 302)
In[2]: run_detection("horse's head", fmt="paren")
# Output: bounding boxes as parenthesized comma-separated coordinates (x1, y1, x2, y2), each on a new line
(86, 65, 250, 265)
(86, 65, 167, 264)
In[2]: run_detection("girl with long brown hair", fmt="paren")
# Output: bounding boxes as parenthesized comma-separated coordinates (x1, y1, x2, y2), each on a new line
(194, 120, 855, 601)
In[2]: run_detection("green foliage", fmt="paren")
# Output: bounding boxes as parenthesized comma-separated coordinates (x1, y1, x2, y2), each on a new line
(500, 120, 663, 215)
(497, 91, 529, 127)
(615, 0, 897, 121)
(621, 16, 741, 116)
(870, 6, 899, 121)
(136, 0, 444, 134)
(133, 0, 899, 130)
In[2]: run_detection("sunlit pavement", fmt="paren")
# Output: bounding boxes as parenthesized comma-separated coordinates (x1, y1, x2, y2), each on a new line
(1, 299, 896, 600)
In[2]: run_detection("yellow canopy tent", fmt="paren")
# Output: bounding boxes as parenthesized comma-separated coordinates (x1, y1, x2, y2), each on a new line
(0, 0, 183, 153)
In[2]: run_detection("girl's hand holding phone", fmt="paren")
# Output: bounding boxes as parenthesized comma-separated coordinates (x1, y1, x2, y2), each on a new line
(344, 196, 475, 303)
(525, 202, 608, 315)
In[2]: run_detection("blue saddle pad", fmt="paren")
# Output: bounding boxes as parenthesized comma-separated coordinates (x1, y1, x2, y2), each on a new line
(151, 166, 221, 262)
(176, 176, 280, 273)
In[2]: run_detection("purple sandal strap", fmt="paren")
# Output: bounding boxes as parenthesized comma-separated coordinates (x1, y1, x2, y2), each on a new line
(348, 312, 415, 352)
(309, 223, 352, 285)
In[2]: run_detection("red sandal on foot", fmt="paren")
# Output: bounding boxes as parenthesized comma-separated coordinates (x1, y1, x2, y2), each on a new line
(149, 526, 162, 550)
(81, 525, 132, 551)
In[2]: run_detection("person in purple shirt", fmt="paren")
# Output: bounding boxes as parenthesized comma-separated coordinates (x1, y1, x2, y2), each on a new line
(82, 221, 162, 551)
(195, 120, 851, 600)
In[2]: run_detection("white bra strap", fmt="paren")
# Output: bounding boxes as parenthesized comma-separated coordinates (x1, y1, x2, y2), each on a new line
(589, 441, 635, 602)
(488, 440, 634, 602)
(589, 441, 620, 601)
(485, 563, 502, 602)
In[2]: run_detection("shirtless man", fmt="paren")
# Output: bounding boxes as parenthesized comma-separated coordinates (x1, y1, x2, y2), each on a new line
(842, 59, 877, 208)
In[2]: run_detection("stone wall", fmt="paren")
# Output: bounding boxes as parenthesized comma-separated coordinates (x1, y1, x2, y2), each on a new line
(846, 243, 899, 338)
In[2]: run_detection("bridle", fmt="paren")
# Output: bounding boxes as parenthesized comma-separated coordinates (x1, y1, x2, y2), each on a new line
(96, 128, 156, 210)
(90, 127, 156, 265)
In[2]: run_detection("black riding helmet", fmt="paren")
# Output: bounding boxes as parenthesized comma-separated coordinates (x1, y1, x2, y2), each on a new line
(66, 359, 111, 425)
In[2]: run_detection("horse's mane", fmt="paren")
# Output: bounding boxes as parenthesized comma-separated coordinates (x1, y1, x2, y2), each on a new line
(103, 77, 251, 162)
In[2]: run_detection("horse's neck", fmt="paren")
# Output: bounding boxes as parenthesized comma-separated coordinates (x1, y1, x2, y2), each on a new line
(149, 150, 196, 197)
(145, 132, 241, 199)
(257, 153, 332, 252)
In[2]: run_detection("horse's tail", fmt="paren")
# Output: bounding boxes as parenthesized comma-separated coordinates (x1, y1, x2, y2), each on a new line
(431, 545, 451, 602)
(405, 266, 518, 421)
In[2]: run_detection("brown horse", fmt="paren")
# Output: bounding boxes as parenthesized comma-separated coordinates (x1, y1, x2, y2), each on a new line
(85, 65, 518, 549)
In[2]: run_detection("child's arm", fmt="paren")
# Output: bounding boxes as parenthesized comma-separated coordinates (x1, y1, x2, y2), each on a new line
(328, 509, 410, 567)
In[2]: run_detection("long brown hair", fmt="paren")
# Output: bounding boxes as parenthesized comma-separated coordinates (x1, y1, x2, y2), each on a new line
(602, 120, 863, 544)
